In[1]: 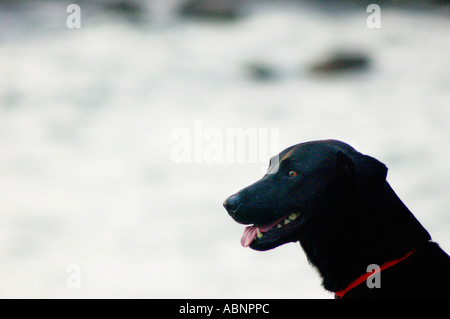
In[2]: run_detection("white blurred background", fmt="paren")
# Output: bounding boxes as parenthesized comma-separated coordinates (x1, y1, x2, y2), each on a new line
(0, 0, 449, 298)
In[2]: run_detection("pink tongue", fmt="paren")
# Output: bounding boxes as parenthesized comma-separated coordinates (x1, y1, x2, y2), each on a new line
(241, 226, 257, 247)
(240, 220, 281, 247)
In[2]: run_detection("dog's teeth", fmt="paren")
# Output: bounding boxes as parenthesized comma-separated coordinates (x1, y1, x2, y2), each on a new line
(288, 213, 298, 221)
(256, 228, 263, 238)
(284, 219, 290, 225)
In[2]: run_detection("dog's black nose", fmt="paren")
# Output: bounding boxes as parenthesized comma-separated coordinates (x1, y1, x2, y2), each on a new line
(223, 194, 241, 216)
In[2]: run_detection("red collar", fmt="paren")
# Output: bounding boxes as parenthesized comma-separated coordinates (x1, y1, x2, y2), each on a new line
(335, 249, 417, 299)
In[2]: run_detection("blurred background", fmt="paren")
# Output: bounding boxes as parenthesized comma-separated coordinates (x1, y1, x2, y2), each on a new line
(0, 0, 449, 298)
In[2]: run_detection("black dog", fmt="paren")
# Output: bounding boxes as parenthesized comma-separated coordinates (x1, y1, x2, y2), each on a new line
(223, 140, 450, 299)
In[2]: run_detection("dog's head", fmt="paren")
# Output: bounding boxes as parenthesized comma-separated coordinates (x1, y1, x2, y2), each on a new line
(223, 139, 388, 251)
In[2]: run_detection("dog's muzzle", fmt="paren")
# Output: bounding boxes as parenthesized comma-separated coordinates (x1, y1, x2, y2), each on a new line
(223, 194, 241, 218)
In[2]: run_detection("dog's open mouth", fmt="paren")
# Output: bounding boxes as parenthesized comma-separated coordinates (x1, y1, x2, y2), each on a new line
(241, 212, 301, 250)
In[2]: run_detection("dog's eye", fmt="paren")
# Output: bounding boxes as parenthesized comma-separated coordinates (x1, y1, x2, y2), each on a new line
(288, 170, 298, 177)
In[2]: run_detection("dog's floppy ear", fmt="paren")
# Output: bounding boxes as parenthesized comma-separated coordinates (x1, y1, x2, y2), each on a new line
(336, 150, 388, 198)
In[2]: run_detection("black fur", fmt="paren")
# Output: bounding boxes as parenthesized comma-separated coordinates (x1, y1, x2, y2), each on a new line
(224, 139, 450, 299)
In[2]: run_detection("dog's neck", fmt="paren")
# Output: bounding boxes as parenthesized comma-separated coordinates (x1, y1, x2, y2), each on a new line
(298, 182, 430, 293)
